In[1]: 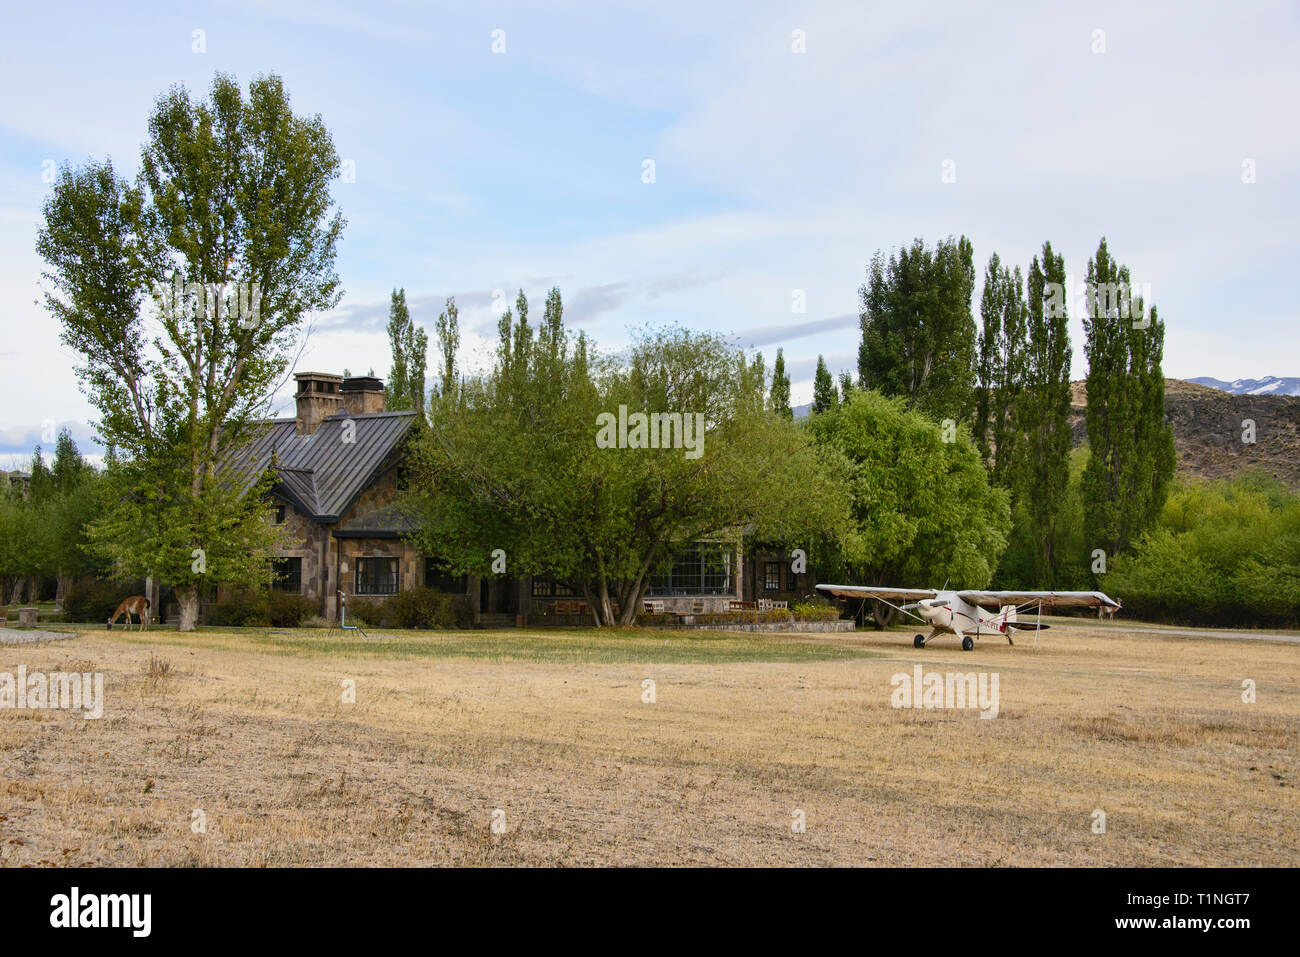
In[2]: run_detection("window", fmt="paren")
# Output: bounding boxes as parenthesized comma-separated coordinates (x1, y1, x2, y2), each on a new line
(647, 543, 734, 596)
(271, 557, 302, 594)
(274, 505, 286, 525)
(356, 557, 399, 595)
(531, 577, 581, 598)
(424, 558, 468, 594)
(763, 562, 781, 592)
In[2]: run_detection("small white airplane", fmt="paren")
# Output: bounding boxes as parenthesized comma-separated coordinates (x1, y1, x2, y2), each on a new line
(815, 584, 1120, 651)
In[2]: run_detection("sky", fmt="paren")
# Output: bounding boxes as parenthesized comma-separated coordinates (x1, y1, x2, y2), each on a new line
(1, 0, 1297, 464)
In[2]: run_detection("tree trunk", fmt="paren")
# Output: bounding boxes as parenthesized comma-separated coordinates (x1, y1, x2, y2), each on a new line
(55, 571, 73, 609)
(177, 584, 201, 631)
(871, 599, 898, 630)
(597, 576, 616, 627)
(582, 584, 602, 627)
(617, 542, 660, 626)
(9, 577, 26, 605)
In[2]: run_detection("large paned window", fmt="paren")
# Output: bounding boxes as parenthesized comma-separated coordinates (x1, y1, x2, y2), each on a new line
(271, 557, 302, 593)
(647, 543, 734, 596)
(356, 557, 399, 595)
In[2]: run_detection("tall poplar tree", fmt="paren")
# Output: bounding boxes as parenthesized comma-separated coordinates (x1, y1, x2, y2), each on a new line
(770, 348, 792, 419)
(1081, 238, 1176, 561)
(812, 355, 838, 413)
(433, 295, 461, 400)
(974, 253, 1027, 481)
(1015, 241, 1074, 584)
(384, 288, 428, 415)
(385, 288, 411, 407)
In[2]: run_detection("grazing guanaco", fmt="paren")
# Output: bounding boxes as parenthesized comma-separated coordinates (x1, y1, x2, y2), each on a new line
(107, 596, 150, 631)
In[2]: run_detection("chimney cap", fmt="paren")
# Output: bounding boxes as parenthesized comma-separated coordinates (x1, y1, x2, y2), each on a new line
(341, 375, 384, 392)
(293, 371, 343, 382)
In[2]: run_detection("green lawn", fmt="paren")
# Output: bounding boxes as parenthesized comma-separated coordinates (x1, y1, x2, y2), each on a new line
(56, 621, 879, 665)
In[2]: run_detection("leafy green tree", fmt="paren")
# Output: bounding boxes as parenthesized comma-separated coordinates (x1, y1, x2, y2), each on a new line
(812, 355, 838, 413)
(27, 447, 54, 504)
(770, 348, 792, 419)
(807, 390, 1011, 624)
(1107, 475, 1300, 625)
(43, 430, 101, 605)
(407, 310, 848, 626)
(838, 371, 856, 404)
(1081, 238, 1176, 561)
(433, 295, 461, 401)
(385, 289, 410, 407)
(384, 287, 428, 415)
(1010, 241, 1075, 585)
(36, 72, 344, 630)
(2, 450, 56, 604)
(974, 253, 1027, 484)
(997, 448, 1092, 590)
(750, 351, 766, 406)
(0, 492, 44, 605)
(858, 235, 977, 421)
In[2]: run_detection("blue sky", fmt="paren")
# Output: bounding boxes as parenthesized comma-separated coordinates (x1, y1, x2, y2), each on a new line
(2, 0, 1298, 463)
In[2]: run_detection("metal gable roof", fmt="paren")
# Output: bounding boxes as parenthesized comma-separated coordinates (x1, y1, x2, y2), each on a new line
(228, 410, 418, 522)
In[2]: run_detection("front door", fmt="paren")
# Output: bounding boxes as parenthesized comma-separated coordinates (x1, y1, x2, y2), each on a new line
(480, 578, 518, 614)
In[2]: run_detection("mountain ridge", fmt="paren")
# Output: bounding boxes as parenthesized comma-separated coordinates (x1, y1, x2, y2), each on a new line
(1186, 375, 1300, 397)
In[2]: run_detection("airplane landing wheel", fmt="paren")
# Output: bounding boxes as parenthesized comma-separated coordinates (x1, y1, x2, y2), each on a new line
(961, 636, 974, 651)
(913, 634, 925, 649)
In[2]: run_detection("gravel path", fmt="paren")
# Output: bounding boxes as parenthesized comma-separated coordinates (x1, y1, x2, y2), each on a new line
(0, 628, 77, 644)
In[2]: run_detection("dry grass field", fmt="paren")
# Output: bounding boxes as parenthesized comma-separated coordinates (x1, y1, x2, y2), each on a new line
(1, 621, 1296, 866)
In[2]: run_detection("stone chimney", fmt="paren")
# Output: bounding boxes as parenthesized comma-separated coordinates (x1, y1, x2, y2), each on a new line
(293, 372, 344, 435)
(341, 375, 386, 416)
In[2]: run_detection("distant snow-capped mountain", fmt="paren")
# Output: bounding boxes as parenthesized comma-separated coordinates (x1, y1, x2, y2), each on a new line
(1187, 376, 1300, 397)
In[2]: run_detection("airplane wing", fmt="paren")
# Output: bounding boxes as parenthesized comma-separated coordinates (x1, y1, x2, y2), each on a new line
(815, 584, 940, 603)
(955, 590, 1119, 609)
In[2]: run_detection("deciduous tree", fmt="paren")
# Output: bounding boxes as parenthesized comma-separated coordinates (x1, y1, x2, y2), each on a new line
(858, 235, 977, 421)
(1081, 238, 1176, 561)
(36, 72, 345, 630)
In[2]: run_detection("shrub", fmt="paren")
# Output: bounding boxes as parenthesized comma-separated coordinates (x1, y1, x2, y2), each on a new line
(343, 588, 467, 630)
(345, 598, 386, 627)
(208, 591, 270, 627)
(63, 580, 147, 623)
(384, 587, 456, 629)
(791, 600, 841, 621)
(266, 591, 316, 627)
(1104, 474, 1300, 627)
